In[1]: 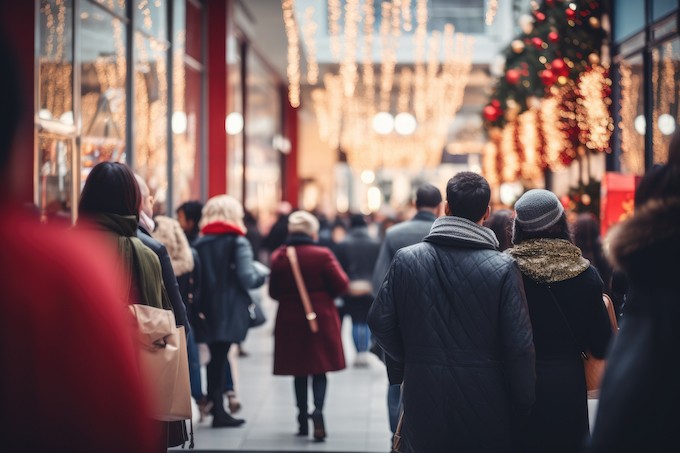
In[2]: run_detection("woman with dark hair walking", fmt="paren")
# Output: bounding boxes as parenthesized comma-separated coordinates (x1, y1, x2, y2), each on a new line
(78, 162, 170, 310)
(507, 190, 613, 453)
(77, 161, 179, 451)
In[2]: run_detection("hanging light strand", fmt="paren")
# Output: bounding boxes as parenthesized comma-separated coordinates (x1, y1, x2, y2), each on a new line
(302, 7, 319, 85)
(486, 0, 498, 26)
(282, 0, 301, 108)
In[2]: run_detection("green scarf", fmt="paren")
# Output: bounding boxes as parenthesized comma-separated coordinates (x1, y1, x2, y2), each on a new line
(93, 213, 169, 309)
(506, 238, 590, 284)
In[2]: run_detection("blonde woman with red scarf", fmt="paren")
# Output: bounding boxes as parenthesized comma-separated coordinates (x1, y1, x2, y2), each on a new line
(193, 195, 267, 428)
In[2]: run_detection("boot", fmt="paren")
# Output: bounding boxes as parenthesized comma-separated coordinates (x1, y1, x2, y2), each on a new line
(296, 411, 309, 436)
(211, 406, 245, 428)
(310, 409, 326, 442)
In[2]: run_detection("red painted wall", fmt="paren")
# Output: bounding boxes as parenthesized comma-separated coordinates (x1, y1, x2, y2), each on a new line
(206, 0, 228, 198)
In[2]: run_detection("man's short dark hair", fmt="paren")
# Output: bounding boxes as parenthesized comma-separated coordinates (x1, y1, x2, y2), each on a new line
(415, 183, 443, 209)
(446, 172, 491, 222)
(176, 200, 204, 224)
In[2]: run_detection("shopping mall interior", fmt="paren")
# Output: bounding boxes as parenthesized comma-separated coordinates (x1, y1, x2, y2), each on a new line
(1, 0, 679, 452)
(2, 0, 676, 232)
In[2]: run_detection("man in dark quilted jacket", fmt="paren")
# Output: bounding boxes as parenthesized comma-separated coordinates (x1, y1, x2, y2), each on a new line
(368, 172, 535, 453)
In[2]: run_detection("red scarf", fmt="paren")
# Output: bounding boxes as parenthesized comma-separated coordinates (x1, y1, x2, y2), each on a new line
(201, 221, 245, 236)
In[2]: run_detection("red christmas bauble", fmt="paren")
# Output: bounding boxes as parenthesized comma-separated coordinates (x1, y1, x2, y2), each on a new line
(491, 99, 501, 108)
(483, 105, 500, 122)
(532, 37, 544, 48)
(565, 8, 576, 19)
(548, 31, 559, 43)
(535, 12, 546, 21)
(540, 69, 556, 86)
(546, 0, 555, 6)
(506, 69, 521, 85)
(551, 58, 568, 76)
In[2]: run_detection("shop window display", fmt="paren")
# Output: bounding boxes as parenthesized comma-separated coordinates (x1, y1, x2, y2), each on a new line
(617, 52, 645, 175)
(80, 1, 128, 180)
(652, 38, 680, 164)
(245, 50, 282, 222)
(227, 36, 244, 203)
(133, 32, 169, 213)
(171, 0, 203, 208)
(37, 0, 75, 221)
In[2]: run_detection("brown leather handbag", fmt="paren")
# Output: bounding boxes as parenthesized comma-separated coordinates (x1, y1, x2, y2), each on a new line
(286, 246, 319, 333)
(584, 293, 619, 398)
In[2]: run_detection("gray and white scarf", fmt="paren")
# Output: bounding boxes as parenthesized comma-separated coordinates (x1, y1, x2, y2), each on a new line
(426, 216, 500, 249)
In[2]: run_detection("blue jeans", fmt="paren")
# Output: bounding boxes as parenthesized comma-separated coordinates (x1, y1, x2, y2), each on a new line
(352, 323, 371, 353)
(387, 384, 402, 434)
(186, 329, 204, 401)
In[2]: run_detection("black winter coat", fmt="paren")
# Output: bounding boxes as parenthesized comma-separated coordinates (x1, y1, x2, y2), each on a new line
(194, 233, 266, 344)
(335, 226, 381, 322)
(137, 227, 189, 331)
(520, 268, 611, 453)
(368, 218, 535, 453)
(587, 198, 680, 453)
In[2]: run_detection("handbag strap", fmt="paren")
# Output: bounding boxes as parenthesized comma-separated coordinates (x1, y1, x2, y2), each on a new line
(286, 246, 319, 333)
(544, 285, 588, 360)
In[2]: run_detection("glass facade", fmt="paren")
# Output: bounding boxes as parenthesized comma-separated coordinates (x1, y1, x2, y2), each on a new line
(37, 0, 75, 222)
(35, 0, 288, 223)
(612, 0, 679, 174)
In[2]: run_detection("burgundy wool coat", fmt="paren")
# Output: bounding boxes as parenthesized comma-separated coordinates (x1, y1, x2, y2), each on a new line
(269, 237, 349, 376)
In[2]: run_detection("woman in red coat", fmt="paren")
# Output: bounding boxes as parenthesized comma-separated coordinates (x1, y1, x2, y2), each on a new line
(269, 210, 349, 442)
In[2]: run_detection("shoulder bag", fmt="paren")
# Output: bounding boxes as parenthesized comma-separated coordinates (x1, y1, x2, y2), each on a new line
(286, 246, 319, 333)
(545, 286, 619, 399)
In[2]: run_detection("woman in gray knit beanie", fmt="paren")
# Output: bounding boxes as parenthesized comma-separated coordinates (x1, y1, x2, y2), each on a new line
(506, 189, 614, 453)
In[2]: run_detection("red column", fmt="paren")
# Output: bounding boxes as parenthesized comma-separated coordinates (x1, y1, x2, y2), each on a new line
(283, 98, 299, 209)
(0, 1, 35, 203)
(206, 0, 228, 198)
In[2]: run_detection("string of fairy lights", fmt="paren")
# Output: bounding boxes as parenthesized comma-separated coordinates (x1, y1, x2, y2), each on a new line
(283, 0, 474, 171)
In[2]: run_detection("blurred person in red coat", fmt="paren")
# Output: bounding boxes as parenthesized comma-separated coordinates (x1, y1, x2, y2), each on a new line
(269, 210, 349, 442)
(0, 41, 161, 452)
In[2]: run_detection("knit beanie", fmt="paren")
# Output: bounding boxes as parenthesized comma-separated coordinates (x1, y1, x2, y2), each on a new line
(288, 210, 320, 236)
(514, 189, 564, 232)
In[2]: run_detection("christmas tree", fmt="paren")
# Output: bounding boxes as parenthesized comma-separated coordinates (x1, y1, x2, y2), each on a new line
(483, 0, 607, 128)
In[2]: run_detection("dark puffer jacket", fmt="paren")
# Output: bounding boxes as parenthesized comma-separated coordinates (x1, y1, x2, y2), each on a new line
(368, 216, 535, 453)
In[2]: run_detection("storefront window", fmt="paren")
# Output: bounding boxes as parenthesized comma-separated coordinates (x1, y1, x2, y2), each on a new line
(92, 0, 126, 18)
(653, 0, 677, 20)
(80, 1, 127, 183)
(135, 0, 167, 41)
(37, 0, 75, 221)
(617, 53, 645, 175)
(171, 0, 203, 208)
(613, 0, 645, 42)
(245, 50, 281, 217)
(134, 32, 169, 213)
(652, 38, 680, 164)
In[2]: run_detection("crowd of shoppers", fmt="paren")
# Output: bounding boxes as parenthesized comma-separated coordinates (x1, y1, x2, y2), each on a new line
(5, 29, 679, 451)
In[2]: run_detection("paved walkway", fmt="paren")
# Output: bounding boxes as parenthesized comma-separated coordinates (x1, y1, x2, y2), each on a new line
(172, 286, 601, 452)
(173, 288, 392, 452)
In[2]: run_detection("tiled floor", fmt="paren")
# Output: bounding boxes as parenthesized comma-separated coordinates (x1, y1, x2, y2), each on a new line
(171, 287, 601, 452)
(173, 289, 392, 452)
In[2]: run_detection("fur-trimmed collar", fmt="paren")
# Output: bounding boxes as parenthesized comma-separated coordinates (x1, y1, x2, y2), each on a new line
(507, 238, 590, 284)
(605, 197, 680, 277)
